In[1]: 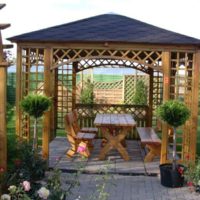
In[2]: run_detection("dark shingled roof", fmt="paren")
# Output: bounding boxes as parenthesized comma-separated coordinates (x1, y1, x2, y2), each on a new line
(8, 13, 200, 45)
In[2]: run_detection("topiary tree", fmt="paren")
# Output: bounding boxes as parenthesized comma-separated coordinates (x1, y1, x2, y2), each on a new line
(20, 94, 52, 150)
(156, 100, 190, 170)
(132, 80, 147, 105)
(80, 79, 94, 104)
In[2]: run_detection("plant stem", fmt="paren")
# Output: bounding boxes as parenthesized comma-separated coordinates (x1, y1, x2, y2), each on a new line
(33, 118, 38, 150)
(172, 127, 176, 171)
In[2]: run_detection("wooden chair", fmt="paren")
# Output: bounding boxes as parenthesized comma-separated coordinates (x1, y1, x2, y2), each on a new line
(65, 112, 95, 158)
(72, 109, 98, 134)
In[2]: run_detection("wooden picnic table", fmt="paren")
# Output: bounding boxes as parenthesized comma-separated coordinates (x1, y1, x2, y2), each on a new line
(94, 113, 136, 161)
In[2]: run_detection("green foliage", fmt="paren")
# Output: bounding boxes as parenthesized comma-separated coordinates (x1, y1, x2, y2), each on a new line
(80, 79, 94, 104)
(20, 94, 51, 119)
(132, 80, 147, 105)
(156, 100, 190, 127)
(46, 169, 67, 200)
(185, 157, 200, 186)
(5, 141, 47, 185)
(89, 161, 115, 200)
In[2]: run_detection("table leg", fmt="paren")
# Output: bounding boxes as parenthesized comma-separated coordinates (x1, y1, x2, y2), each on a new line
(99, 127, 130, 160)
(115, 128, 130, 160)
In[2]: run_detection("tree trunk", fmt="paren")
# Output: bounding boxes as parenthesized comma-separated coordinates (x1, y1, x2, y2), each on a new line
(172, 127, 177, 171)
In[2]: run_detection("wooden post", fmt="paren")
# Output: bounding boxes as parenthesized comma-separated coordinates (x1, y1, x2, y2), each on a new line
(49, 68, 56, 141)
(42, 48, 52, 160)
(15, 46, 22, 137)
(160, 51, 171, 164)
(72, 62, 78, 110)
(147, 68, 153, 127)
(190, 50, 200, 161)
(0, 31, 7, 171)
(52, 68, 58, 140)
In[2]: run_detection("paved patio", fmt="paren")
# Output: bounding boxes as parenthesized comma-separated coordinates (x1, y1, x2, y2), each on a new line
(66, 174, 200, 200)
(49, 137, 160, 175)
(49, 137, 200, 200)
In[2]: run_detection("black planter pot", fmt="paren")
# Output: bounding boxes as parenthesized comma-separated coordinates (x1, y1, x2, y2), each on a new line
(159, 163, 185, 188)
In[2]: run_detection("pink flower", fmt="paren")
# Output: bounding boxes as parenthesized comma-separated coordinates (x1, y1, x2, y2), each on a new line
(77, 145, 86, 153)
(187, 182, 193, 187)
(0, 167, 5, 173)
(22, 181, 31, 191)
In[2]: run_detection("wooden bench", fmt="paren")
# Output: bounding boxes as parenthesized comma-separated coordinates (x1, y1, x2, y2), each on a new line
(136, 127, 161, 162)
(65, 112, 96, 158)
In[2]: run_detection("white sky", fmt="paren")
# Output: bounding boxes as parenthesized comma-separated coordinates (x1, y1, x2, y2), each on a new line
(1, 0, 200, 54)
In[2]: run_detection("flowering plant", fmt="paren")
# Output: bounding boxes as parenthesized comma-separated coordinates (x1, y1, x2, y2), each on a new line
(177, 165, 184, 177)
(0, 180, 52, 200)
(184, 157, 200, 192)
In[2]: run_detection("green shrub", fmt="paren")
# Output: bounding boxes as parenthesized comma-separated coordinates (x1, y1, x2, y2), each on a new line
(80, 79, 94, 104)
(20, 94, 51, 150)
(156, 100, 190, 170)
(156, 100, 190, 128)
(20, 94, 51, 119)
(132, 80, 147, 105)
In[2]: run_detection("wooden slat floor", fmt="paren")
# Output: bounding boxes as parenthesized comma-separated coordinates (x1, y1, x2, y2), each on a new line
(49, 137, 160, 175)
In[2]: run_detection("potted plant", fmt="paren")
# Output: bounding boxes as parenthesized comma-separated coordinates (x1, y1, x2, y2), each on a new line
(156, 100, 190, 187)
(20, 94, 51, 150)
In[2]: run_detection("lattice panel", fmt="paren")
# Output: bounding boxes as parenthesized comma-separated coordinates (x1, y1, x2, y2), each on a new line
(124, 75, 149, 104)
(53, 48, 162, 73)
(152, 71, 163, 109)
(21, 48, 45, 140)
(94, 80, 123, 89)
(56, 64, 73, 129)
(168, 52, 194, 160)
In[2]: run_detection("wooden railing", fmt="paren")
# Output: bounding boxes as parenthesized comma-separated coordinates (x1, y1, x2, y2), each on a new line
(75, 103, 150, 139)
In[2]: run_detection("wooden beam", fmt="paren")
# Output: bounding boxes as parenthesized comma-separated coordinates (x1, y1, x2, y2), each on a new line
(0, 4, 6, 10)
(72, 62, 78, 110)
(0, 24, 11, 30)
(3, 44, 13, 49)
(0, 31, 7, 171)
(147, 68, 153, 127)
(160, 51, 171, 164)
(15, 41, 199, 52)
(42, 48, 52, 161)
(0, 61, 8, 66)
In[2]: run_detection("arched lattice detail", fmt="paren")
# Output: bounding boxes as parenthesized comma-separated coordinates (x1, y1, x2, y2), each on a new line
(52, 48, 162, 72)
(77, 58, 150, 73)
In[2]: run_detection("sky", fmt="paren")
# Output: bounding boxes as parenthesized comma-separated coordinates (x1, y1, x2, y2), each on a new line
(1, 0, 200, 54)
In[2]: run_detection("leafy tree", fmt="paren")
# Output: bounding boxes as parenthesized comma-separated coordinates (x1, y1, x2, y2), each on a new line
(132, 80, 147, 105)
(80, 79, 94, 104)
(20, 94, 51, 150)
(156, 100, 190, 170)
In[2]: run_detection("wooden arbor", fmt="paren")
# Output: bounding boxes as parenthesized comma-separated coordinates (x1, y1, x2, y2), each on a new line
(8, 14, 200, 164)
